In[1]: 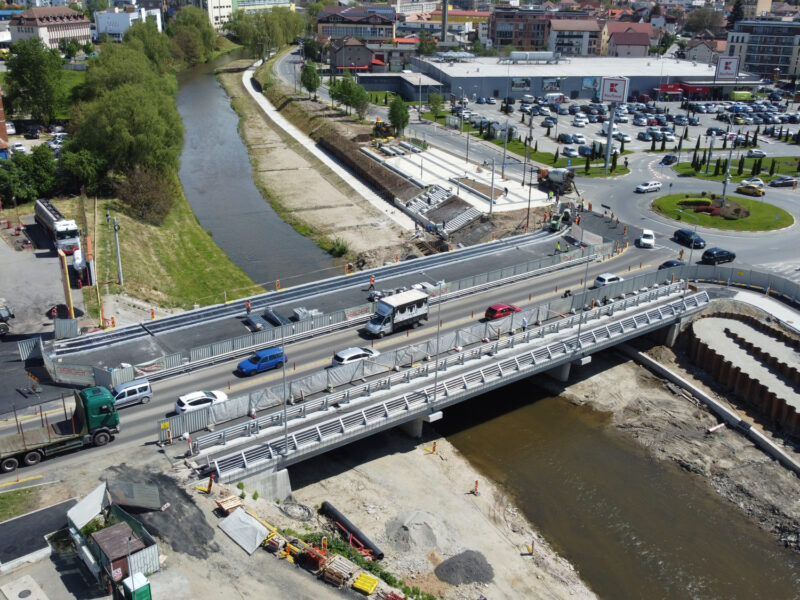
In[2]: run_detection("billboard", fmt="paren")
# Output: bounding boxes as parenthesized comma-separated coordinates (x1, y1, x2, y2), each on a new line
(582, 76, 600, 91)
(511, 77, 531, 91)
(543, 78, 561, 92)
(600, 77, 629, 103)
(715, 56, 739, 80)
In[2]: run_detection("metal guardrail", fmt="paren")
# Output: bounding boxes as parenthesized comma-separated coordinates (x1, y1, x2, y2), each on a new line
(212, 290, 710, 482)
(202, 283, 700, 466)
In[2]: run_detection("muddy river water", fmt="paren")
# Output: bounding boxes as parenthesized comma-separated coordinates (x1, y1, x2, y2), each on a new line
(177, 52, 800, 599)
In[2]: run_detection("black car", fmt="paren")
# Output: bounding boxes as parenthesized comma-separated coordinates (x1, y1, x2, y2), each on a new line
(674, 228, 706, 249)
(24, 127, 40, 139)
(558, 133, 573, 143)
(658, 260, 686, 270)
(688, 117, 700, 126)
(706, 127, 726, 136)
(769, 176, 798, 187)
(660, 154, 678, 166)
(673, 116, 688, 126)
(701, 247, 736, 265)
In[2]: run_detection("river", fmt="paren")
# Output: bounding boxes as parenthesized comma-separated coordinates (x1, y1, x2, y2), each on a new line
(435, 379, 800, 599)
(176, 52, 334, 289)
(175, 51, 800, 599)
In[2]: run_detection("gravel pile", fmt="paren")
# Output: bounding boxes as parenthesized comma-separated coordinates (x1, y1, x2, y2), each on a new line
(434, 550, 494, 585)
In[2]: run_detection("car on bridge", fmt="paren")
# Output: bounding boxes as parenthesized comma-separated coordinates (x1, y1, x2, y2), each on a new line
(236, 347, 287, 376)
(175, 390, 228, 414)
(593, 273, 623, 288)
(700, 247, 736, 265)
(331, 347, 381, 367)
(673, 229, 706, 249)
(658, 259, 686, 270)
(485, 303, 521, 320)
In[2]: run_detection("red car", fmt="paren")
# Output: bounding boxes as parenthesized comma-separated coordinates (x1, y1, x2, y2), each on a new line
(485, 303, 521, 320)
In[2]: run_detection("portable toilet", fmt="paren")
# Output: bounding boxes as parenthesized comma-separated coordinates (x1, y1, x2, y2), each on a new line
(122, 573, 151, 600)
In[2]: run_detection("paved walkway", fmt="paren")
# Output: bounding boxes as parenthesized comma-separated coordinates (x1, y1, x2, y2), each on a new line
(732, 289, 800, 333)
(241, 62, 415, 230)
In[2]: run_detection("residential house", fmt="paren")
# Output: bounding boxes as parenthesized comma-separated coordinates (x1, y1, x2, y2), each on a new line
(368, 42, 417, 71)
(607, 31, 650, 57)
(328, 36, 374, 74)
(317, 5, 396, 44)
(771, 2, 800, 18)
(489, 6, 593, 50)
(727, 19, 800, 78)
(9, 6, 90, 49)
(600, 21, 653, 55)
(94, 5, 162, 42)
(741, 0, 772, 18)
(547, 18, 600, 55)
(684, 37, 726, 64)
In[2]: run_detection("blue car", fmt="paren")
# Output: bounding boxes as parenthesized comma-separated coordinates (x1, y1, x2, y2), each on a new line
(237, 347, 287, 376)
(477, 97, 487, 104)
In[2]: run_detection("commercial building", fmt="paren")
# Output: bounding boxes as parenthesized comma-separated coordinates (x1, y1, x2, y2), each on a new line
(94, 5, 162, 42)
(201, 0, 296, 31)
(726, 19, 800, 78)
(317, 6, 396, 44)
(547, 19, 600, 55)
(9, 6, 90, 49)
(742, 0, 772, 18)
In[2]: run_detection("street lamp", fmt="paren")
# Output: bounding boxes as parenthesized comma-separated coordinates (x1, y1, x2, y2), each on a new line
(420, 274, 444, 406)
(573, 223, 591, 352)
(676, 209, 699, 298)
(525, 165, 535, 231)
(280, 323, 289, 453)
(720, 132, 736, 203)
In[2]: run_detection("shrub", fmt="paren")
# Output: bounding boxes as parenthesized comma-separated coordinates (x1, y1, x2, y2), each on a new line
(252, 492, 259, 501)
(237, 482, 245, 490)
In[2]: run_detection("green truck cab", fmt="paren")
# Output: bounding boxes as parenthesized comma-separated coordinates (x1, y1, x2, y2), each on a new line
(0, 386, 120, 473)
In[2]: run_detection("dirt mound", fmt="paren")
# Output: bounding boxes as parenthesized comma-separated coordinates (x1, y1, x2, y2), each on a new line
(386, 510, 443, 553)
(434, 550, 494, 585)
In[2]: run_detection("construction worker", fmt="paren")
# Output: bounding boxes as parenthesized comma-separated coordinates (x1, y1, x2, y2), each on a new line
(555, 241, 561, 254)
(245, 300, 251, 314)
(679, 248, 685, 261)
(522, 316, 528, 332)
(368, 275, 375, 291)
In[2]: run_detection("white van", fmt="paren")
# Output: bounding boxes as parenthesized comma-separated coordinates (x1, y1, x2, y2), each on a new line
(522, 94, 535, 104)
(600, 122, 619, 136)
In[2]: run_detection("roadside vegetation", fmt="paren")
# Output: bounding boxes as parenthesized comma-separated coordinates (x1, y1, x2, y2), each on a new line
(0, 487, 41, 522)
(674, 154, 800, 183)
(652, 192, 793, 231)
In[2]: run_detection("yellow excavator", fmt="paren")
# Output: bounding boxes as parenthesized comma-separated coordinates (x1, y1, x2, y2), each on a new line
(374, 117, 392, 137)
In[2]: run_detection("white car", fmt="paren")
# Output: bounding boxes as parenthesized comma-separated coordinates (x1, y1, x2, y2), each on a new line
(561, 146, 579, 157)
(331, 347, 381, 367)
(740, 177, 765, 188)
(594, 273, 624, 287)
(571, 133, 586, 144)
(6, 122, 15, 135)
(746, 149, 766, 159)
(613, 132, 632, 142)
(635, 181, 663, 193)
(662, 132, 676, 142)
(174, 390, 228, 414)
(637, 229, 655, 248)
(12, 143, 25, 154)
(572, 118, 587, 127)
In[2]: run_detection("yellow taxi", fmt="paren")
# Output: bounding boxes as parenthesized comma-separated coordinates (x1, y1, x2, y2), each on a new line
(736, 184, 765, 197)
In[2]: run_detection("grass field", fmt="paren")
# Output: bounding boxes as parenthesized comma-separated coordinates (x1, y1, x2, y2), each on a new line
(651, 193, 793, 231)
(0, 488, 37, 522)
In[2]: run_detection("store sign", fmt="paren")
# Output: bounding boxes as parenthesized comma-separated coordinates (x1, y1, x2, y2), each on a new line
(600, 77, 629, 103)
(715, 57, 739, 80)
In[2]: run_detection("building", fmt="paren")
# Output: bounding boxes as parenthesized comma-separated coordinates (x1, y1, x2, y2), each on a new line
(328, 36, 374, 74)
(94, 5, 162, 42)
(741, 0, 772, 18)
(9, 6, 90, 49)
(202, 0, 296, 31)
(396, 18, 474, 44)
(488, 6, 593, 50)
(317, 6, 396, 44)
(373, 0, 438, 17)
(607, 31, 650, 57)
(600, 21, 653, 55)
(684, 37, 726, 64)
(547, 19, 600, 55)
(727, 19, 800, 78)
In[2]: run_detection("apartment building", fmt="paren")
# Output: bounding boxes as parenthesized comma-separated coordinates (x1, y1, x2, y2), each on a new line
(547, 18, 600, 55)
(317, 6, 396, 44)
(489, 6, 592, 50)
(9, 6, 90, 49)
(727, 19, 800, 78)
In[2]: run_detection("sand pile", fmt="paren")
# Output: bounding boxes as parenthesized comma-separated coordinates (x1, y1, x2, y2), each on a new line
(385, 510, 459, 554)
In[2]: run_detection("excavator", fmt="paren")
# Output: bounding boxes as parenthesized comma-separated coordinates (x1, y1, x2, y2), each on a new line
(373, 117, 392, 138)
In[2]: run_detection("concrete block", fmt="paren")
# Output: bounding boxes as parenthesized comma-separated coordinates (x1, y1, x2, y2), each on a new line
(239, 468, 292, 503)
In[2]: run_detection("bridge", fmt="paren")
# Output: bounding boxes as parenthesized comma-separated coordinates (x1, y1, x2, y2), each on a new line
(180, 280, 710, 483)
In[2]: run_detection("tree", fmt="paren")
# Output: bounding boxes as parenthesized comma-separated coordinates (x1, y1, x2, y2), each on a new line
(714, 158, 721, 176)
(58, 38, 80, 60)
(769, 158, 776, 175)
(352, 84, 370, 119)
(124, 20, 173, 73)
(114, 165, 177, 225)
(737, 155, 744, 175)
(684, 8, 725, 33)
(752, 130, 758, 146)
(660, 137, 666, 151)
(0, 145, 58, 205)
(585, 153, 591, 174)
(80, 43, 176, 101)
(388, 96, 409, 135)
(728, 0, 745, 29)
(651, 138, 656, 151)
(611, 152, 618, 172)
(169, 6, 216, 62)
(60, 148, 106, 195)
(302, 38, 319, 61)
(428, 92, 443, 122)
(4, 38, 64, 125)
(417, 30, 437, 55)
(553, 148, 560, 165)
(301, 63, 320, 99)
(620, 139, 625, 153)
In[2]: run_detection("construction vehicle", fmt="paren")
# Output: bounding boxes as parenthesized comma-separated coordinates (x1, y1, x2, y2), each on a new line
(0, 386, 121, 473)
(537, 167, 575, 195)
(0, 301, 13, 336)
(549, 207, 572, 232)
(34, 198, 81, 255)
(373, 117, 392, 137)
(364, 289, 428, 337)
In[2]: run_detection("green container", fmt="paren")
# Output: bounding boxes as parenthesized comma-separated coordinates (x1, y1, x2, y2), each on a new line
(122, 573, 152, 600)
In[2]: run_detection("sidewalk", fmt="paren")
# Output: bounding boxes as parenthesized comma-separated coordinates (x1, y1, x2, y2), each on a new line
(732, 289, 799, 332)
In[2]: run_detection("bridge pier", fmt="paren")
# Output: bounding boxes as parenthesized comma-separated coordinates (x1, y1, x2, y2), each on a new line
(238, 468, 292, 503)
(664, 321, 682, 347)
(400, 411, 443, 439)
(549, 362, 572, 383)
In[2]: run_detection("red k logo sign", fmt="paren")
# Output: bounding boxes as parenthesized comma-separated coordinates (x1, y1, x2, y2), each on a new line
(608, 83, 618, 93)
(723, 61, 733, 72)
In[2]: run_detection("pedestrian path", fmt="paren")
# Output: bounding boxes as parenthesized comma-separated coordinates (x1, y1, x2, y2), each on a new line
(732, 288, 799, 332)
(241, 61, 414, 230)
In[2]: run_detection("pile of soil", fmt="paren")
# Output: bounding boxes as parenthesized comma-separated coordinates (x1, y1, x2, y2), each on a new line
(385, 510, 459, 554)
(434, 550, 494, 585)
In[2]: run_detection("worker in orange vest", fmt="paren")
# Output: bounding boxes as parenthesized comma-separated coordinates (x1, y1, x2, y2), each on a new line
(368, 275, 375, 291)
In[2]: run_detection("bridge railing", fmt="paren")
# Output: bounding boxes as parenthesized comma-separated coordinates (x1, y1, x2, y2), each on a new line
(192, 281, 691, 454)
(211, 290, 710, 482)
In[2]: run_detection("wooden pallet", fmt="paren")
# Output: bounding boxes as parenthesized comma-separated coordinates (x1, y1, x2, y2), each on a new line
(215, 495, 244, 515)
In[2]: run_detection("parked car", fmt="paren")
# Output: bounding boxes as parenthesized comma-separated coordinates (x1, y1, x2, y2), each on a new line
(485, 303, 521, 320)
(637, 131, 653, 141)
(746, 149, 767, 158)
(572, 117, 587, 127)
(769, 175, 798, 187)
(706, 127, 726, 136)
(571, 133, 586, 144)
(593, 273, 623, 288)
(12, 143, 25, 154)
(613, 132, 632, 142)
(660, 154, 678, 166)
(701, 247, 736, 265)
(331, 347, 381, 367)
(688, 117, 700, 126)
(635, 181, 662, 193)
(633, 117, 648, 126)
(736, 183, 765, 197)
(24, 127, 39, 139)
(5, 122, 15, 135)
(237, 347, 287, 375)
(637, 229, 655, 248)
(558, 133, 574, 143)
(477, 97, 487, 104)
(487, 97, 497, 104)
(578, 144, 593, 157)
(674, 229, 706, 249)
(562, 146, 579, 157)
(658, 259, 686, 270)
(541, 118, 556, 128)
(174, 390, 228, 414)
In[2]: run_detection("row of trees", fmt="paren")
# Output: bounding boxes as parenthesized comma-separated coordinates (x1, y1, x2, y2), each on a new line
(225, 8, 306, 60)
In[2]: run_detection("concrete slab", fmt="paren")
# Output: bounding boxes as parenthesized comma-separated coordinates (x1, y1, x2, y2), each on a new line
(0, 574, 50, 600)
(0, 500, 76, 567)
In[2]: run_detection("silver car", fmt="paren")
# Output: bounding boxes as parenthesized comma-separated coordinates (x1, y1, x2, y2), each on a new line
(331, 347, 381, 367)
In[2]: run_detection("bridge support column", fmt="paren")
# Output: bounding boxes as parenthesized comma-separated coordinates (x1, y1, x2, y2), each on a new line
(238, 468, 292, 503)
(549, 362, 571, 383)
(664, 322, 681, 347)
(400, 411, 443, 439)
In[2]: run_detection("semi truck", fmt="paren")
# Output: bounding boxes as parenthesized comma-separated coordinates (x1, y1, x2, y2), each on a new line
(0, 386, 120, 473)
(365, 289, 429, 337)
(0, 301, 13, 337)
(538, 167, 575, 195)
(34, 198, 81, 255)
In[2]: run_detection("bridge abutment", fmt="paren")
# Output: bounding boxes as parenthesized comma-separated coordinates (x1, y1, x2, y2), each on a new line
(400, 411, 443, 439)
(238, 468, 292, 502)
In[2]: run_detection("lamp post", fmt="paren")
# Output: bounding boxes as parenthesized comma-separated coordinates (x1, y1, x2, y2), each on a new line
(501, 118, 509, 178)
(721, 132, 736, 203)
(280, 324, 289, 453)
(432, 280, 443, 405)
(677, 209, 699, 298)
(573, 224, 590, 352)
(419, 76, 423, 122)
(705, 133, 715, 174)
(525, 165, 534, 231)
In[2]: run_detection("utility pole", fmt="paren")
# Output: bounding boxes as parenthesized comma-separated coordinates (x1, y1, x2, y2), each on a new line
(489, 158, 495, 215)
(501, 118, 509, 178)
(113, 217, 123, 286)
(721, 133, 736, 203)
(604, 101, 616, 175)
(419, 77, 423, 122)
(526, 166, 533, 231)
